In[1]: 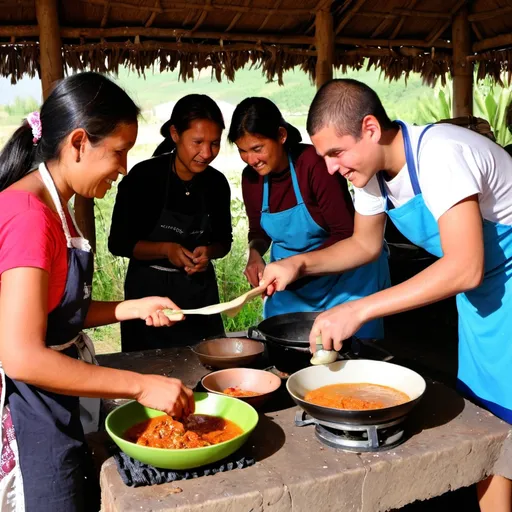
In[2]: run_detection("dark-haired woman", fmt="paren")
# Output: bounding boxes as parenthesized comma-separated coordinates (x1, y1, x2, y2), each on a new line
(0, 73, 194, 511)
(109, 94, 232, 351)
(229, 97, 389, 339)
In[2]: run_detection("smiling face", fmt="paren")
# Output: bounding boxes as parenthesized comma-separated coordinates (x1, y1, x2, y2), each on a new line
(310, 116, 384, 188)
(171, 119, 222, 179)
(69, 122, 138, 199)
(234, 128, 288, 177)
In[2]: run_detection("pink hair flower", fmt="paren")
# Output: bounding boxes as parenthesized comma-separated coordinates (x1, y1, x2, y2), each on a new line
(27, 111, 42, 144)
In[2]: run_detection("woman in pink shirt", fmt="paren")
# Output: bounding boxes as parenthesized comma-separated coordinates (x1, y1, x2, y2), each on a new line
(0, 72, 194, 511)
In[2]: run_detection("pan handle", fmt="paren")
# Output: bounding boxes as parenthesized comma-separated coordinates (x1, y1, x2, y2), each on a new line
(294, 409, 317, 427)
(248, 326, 265, 341)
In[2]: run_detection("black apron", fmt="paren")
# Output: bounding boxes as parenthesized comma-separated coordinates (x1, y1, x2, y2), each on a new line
(122, 156, 225, 351)
(5, 163, 99, 511)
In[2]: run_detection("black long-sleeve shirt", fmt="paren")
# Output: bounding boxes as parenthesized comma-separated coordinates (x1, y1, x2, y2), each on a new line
(109, 153, 232, 266)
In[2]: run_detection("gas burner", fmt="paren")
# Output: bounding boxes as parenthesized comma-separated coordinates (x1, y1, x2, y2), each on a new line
(294, 410, 407, 452)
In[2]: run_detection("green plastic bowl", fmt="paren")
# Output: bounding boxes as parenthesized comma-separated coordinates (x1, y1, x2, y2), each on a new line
(105, 392, 259, 470)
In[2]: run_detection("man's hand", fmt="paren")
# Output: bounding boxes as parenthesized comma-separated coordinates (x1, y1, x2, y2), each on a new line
(309, 301, 366, 352)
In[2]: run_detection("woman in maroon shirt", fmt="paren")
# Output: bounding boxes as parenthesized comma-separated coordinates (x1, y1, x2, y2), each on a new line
(228, 97, 390, 339)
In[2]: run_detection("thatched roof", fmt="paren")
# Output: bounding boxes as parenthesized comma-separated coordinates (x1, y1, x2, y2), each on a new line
(0, 0, 511, 85)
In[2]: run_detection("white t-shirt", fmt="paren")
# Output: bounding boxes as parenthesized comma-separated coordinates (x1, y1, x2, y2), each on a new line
(354, 122, 512, 225)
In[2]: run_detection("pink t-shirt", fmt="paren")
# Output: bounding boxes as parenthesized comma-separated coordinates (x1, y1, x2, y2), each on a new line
(0, 190, 79, 312)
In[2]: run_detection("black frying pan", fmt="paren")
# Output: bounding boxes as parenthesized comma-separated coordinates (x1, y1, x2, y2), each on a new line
(248, 312, 392, 358)
(248, 312, 320, 351)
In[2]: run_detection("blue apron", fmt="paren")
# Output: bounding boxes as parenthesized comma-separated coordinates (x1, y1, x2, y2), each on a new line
(5, 164, 100, 511)
(262, 155, 390, 339)
(377, 121, 512, 423)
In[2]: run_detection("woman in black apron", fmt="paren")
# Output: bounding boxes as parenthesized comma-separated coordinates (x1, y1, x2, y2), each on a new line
(109, 94, 233, 351)
(0, 73, 194, 512)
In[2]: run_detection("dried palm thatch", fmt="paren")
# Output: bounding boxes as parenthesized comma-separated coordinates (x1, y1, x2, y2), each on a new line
(0, 0, 509, 85)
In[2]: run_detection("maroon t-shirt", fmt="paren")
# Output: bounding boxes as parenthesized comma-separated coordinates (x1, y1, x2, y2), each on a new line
(242, 144, 355, 250)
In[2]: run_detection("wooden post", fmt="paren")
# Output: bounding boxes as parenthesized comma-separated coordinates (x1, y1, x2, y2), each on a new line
(315, 7, 334, 89)
(452, 6, 473, 117)
(35, 0, 63, 99)
(36, 0, 96, 251)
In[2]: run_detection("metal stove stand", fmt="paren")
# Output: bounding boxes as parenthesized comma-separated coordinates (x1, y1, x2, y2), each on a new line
(294, 410, 407, 452)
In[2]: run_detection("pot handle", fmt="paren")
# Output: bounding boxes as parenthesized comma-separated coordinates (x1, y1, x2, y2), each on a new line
(294, 409, 317, 427)
(248, 326, 265, 340)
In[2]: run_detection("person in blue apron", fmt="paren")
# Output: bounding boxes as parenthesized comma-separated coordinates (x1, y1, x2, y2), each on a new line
(261, 79, 512, 511)
(228, 97, 390, 339)
(109, 94, 232, 351)
(0, 73, 194, 512)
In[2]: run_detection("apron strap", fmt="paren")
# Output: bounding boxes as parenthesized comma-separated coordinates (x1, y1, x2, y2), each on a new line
(49, 332, 98, 365)
(288, 155, 304, 205)
(262, 176, 270, 213)
(262, 154, 303, 212)
(38, 163, 91, 252)
(378, 122, 435, 209)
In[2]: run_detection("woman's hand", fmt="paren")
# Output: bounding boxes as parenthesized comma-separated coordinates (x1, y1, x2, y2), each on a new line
(167, 242, 195, 268)
(244, 249, 265, 288)
(136, 375, 195, 418)
(116, 297, 184, 325)
(185, 246, 210, 275)
(309, 301, 367, 352)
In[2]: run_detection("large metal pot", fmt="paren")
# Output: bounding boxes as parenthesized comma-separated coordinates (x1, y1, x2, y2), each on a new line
(286, 360, 426, 425)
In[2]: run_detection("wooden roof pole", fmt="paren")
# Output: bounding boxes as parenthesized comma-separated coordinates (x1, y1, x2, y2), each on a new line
(36, 0, 96, 252)
(35, 0, 63, 98)
(452, 5, 473, 117)
(315, 5, 334, 89)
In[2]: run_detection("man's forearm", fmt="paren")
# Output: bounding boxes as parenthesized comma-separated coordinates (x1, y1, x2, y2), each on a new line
(298, 236, 383, 277)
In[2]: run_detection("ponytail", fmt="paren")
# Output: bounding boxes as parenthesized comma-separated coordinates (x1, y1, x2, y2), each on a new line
(152, 126, 176, 157)
(0, 120, 38, 192)
(283, 122, 302, 149)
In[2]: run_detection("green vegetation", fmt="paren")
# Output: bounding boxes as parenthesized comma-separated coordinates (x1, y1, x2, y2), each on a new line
(415, 78, 512, 147)
(475, 80, 512, 147)
(112, 66, 436, 125)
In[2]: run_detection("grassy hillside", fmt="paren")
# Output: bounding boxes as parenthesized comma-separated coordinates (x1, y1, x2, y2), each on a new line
(112, 66, 434, 125)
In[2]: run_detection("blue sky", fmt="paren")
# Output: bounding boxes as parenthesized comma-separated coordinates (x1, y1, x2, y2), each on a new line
(0, 76, 42, 105)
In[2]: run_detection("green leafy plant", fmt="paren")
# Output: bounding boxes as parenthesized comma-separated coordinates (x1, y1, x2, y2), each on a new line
(474, 79, 512, 147)
(415, 87, 453, 125)
(414, 75, 512, 148)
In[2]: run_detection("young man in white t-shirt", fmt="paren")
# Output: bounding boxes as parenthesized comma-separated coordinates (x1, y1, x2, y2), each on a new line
(261, 79, 512, 512)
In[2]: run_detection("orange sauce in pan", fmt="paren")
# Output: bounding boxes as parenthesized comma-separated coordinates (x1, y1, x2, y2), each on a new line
(124, 414, 243, 449)
(222, 387, 260, 397)
(304, 383, 410, 411)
